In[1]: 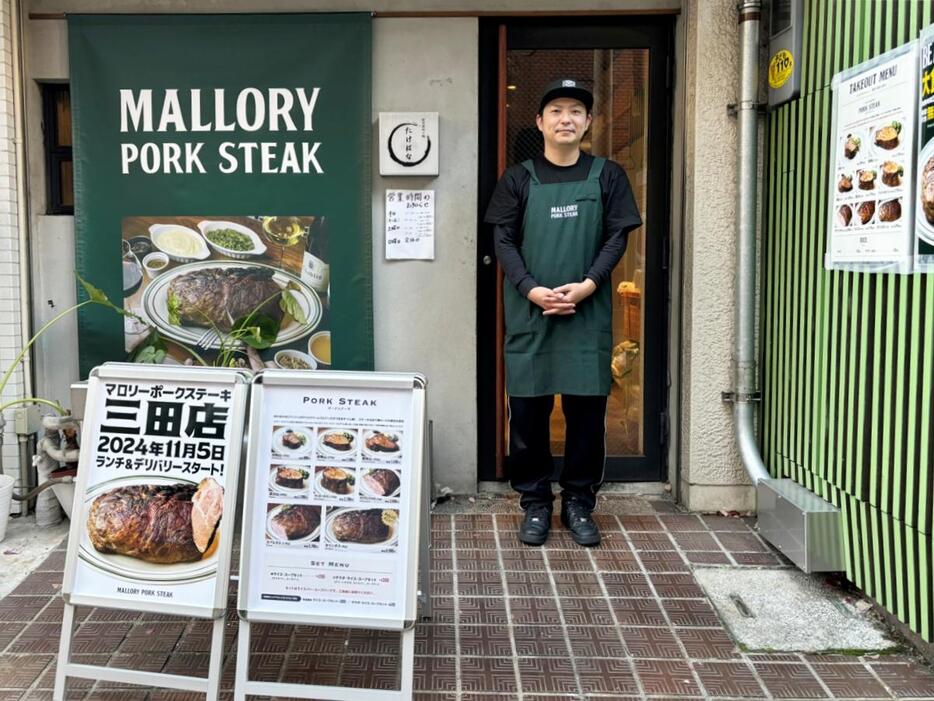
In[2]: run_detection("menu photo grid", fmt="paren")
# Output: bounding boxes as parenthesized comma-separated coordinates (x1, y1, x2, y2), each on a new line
(264, 423, 404, 554)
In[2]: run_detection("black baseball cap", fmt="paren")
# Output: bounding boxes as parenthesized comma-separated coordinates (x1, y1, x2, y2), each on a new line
(538, 79, 594, 114)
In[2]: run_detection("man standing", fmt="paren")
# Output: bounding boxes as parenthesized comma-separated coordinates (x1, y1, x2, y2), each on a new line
(484, 79, 642, 547)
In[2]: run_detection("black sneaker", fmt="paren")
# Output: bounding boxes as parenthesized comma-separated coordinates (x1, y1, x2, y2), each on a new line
(518, 504, 552, 546)
(561, 500, 600, 546)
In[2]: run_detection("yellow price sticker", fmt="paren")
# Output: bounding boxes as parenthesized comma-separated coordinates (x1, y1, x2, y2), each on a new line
(769, 50, 794, 89)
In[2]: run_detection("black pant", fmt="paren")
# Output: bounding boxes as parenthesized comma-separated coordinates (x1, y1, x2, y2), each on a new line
(508, 394, 607, 512)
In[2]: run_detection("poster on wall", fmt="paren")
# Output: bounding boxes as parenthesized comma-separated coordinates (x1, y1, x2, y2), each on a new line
(238, 371, 425, 628)
(916, 26, 934, 271)
(825, 42, 918, 272)
(68, 14, 373, 375)
(62, 364, 249, 618)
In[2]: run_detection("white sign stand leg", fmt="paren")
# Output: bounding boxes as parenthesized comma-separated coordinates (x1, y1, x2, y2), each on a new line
(53, 602, 226, 700)
(234, 619, 416, 701)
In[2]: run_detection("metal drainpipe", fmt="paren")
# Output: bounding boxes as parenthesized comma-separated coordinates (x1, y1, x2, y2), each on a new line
(734, 0, 771, 485)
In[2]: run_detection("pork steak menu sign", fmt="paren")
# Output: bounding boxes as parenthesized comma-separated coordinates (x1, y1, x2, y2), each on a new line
(239, 371, 425, 627)
(826, 42, 918, 272)
(68, 14, 373, 375)
(62, 364, 249, 617)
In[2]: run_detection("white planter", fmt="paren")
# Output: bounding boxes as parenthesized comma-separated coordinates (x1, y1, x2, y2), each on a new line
(51, 481, 75, 520)
(0, 474, 14, 543)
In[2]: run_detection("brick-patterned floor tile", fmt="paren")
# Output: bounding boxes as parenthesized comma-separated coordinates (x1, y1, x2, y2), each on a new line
(732, 551, 786, 566)
(0, 653, 53, 688)
(509, 597, 561, 625)
(340, 655, 401, 690)
(454, 514, 495, 532)
(347, 627, 400, 655)
(415, 624, 457, 657)
(553, 572, 604, 597)
(430, 549, 453, 571)
(458, 596, 509, 626)
(459, 656, 517, 694)
(607, 598, 668, 627)
(593, 550, 641, 572)
(559, 597, 615, 626)
(658, 515, 706, 532)
(454, 532, 498, 549)
(458, 624, 513, 657)
(453, 570, 503, 597)
(117, 621, 185, 655)
(428, 568, 454, 596)
(661, 599, 722, 627)
(633, 658, 702, 696)
(9, 571, 63, 597)
(810, 662, 891, 698)
(675, 627, 740, 659)
(8, 622, 63, 654)
(693, 661, 765, 698)
(620, 626, 683, 659)
(629, 532, 678, 551)
(425, 597, 454, 625)
(716, 531, 770, 552)
(512, 624, 569, 657)
(685, 551, 732, 565)
(516, 656, 578, 694)
(0, 621, 24, 653)
(601, 572, 652, 598)
(566, 625, 626, 658)
(637, 550, 690, 573)
(413, 655, 457, 692)
(619, 515, 665, 532)
(870, 660, 934, 698)
(754, 662, 830, 698)
(670, 532, 720, 551)
(279, 653, 339, 685)
(456, 548, 503, 572)
(85, 607, 140, 622)
(546, 549, 598, 572)
(649, 573, 705, 599)
(502, 570, 551, 596)
(70, 622, 133, 655)
(0, 595, 48, 622)
(499, 548, 546, 571)
(577, 657, 640, 694)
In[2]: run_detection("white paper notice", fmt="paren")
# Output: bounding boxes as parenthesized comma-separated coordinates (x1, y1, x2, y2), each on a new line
(386, 189, 435, 260)
(826, 44, 918, 270)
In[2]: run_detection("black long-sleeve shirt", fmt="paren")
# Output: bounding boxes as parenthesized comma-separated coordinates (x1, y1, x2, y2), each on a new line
(484, 153, 642, 298)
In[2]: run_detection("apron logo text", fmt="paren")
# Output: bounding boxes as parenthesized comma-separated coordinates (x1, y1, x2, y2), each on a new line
(550, 204, 579, 219)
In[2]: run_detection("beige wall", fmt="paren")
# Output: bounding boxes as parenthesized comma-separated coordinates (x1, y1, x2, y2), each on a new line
(18, 0, 766, 511)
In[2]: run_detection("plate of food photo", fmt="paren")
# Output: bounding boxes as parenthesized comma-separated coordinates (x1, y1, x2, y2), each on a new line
(359, 468, 401, 499)
(315, 467, 356, 497)
(361, 430, 402, 461)
(140, 261, 322, 350)
(197, 220, 267, 260)
(269, 465, 310, 495)
(272, 426, 314, 458)
(265, 504, 322, 543)
(917, 140, 934, 245)
(324, 507, 399, 549)
(317, 428, 358, 459)
(78, 475, 224, 584)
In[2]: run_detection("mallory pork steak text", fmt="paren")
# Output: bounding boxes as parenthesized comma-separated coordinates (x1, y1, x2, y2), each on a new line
(167, 267, 283, 332)
(86, 478, 224, 564)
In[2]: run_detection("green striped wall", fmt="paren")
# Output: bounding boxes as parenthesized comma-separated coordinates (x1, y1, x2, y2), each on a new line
(763, 0, 934, 642)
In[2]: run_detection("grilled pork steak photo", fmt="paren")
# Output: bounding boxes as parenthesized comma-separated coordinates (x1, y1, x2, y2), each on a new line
(331, 509, 395, 544)
(363, 469, 400, 497)
(269, 505, 320, 540)
(87, 478, 223, 564)
(365, 432, 399, 453)
(167, 267, 283, 332)
(878, 199, 901, 222)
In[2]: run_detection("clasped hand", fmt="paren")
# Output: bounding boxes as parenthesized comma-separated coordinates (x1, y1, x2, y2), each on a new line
(527, 279, 596, 316)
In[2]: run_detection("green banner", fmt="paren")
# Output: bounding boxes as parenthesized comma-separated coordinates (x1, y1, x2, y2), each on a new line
(68, 14, 373, 375)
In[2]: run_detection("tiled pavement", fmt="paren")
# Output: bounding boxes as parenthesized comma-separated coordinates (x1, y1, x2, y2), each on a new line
(2, 498, 934, 700)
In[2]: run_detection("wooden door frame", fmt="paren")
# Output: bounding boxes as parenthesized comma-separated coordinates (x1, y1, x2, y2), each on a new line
(477, 15, 675, 482)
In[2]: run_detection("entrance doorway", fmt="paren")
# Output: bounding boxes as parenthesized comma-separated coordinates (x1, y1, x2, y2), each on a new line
(478, 17, 674, 483)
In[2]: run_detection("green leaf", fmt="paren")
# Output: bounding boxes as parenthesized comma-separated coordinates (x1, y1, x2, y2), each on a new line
(128, 328, 168, 364)
(279, 289, 307, 324)
(77, 273, 110, 305)
(167, 292, 181, 326)
(231, 313, 280, 349)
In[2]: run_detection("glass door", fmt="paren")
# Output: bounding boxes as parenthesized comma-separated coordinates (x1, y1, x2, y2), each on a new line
(478, 18, 673, 482)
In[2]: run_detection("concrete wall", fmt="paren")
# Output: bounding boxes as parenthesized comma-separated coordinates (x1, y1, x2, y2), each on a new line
(371, 18, 478, 494)
(677, 0, 758, 511)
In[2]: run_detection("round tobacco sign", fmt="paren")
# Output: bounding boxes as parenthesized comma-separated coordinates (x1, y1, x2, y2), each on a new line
(769, 49, 794, 89)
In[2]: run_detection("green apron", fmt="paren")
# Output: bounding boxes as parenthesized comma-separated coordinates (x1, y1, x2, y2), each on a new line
(504, 157, 612, 397)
